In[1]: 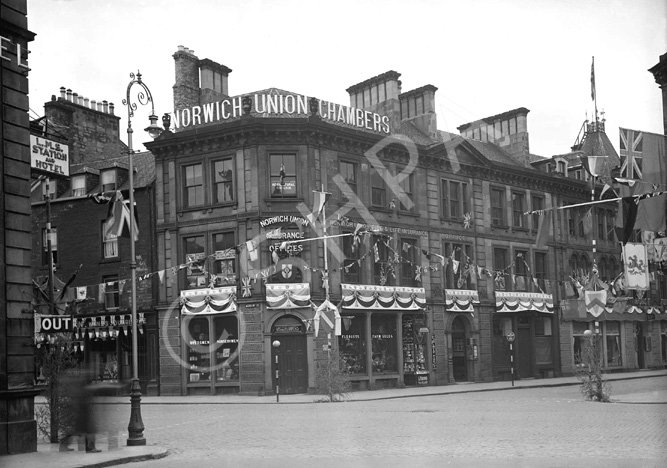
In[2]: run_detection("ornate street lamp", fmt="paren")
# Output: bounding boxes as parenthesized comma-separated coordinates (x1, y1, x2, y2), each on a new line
(122, 71, 162, 446)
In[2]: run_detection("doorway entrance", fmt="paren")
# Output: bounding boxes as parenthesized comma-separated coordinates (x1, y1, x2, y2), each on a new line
(452, 316, 468, 382)
(635, 322, 645, 369)
(271, 316, 308, 394)
(517, 326, 533, 378)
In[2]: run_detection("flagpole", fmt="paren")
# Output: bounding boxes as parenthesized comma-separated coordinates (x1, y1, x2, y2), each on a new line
(592, 56, 598, 123)
(321, 184, 330, 302)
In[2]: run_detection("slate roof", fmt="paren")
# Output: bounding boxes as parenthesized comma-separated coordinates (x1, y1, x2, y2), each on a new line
(69, 151, 155, 189)
(578, 129, 620, 167)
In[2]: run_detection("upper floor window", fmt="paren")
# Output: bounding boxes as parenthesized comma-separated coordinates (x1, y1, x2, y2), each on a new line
(514, 249, 528, 291)
(184, 235, 207, 289)
(400, 238, 418, 286)
(101, 169, 116, 192)
(372, 234, 392, 285)
(183, 163, 204, 207)
(556, 160, 567, 175)
(493, 247, 508, 290)
(606, 211, 616, 242)
(512, 192, 526, 228)
(443, 242, 473, 290)
(534, 252, 547, 281)
(531, 195, 544, 230)
(441, 179, 468, 219)
(42, 227, 58, 265)
(270, 154, 296, 198)
(490, 188, 505, 226)
(597, 209, 605, 239)
(102, 220, 118, 259)
(71, 175, 86, 197)
(212, 159, 234, 204)
(398, 171, 415, 213)
(213, 232, 236, 286)
(342, 231, 361, 284)
(371, 168, 387, 208)
(340, 161, 358, 201)
(103, 275, 119, 310)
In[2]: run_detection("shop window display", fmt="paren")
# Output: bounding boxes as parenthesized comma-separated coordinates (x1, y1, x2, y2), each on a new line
(187, 317, 211, 382)
(402, 315, 428, 385)
(213, 316, 239, 381)
(339, 314, 366, 374)
(371, 314, 397, 373)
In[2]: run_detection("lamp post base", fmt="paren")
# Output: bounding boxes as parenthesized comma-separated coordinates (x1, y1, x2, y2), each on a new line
(127, 378, 146, 446)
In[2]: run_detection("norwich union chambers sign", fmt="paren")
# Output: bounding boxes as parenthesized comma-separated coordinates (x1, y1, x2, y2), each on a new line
(171, 92, 391, 134)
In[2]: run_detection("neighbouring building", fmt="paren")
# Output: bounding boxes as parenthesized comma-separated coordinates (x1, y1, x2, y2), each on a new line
(29, 90, 160, 396)
(0, 0, 38, 455)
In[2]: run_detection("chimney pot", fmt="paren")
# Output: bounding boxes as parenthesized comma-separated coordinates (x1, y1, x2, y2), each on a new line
(84, 97, 90, 108)
(66, 89, 72, 101)
(97, 102, 104, 112)
(109, 103, 115, 115)
(60, 87, 66, 100)
(72, 92, 78, 104)
(91, 100, 97, 110)
(51, 95, 56, 101)
(178, 45, 184, 51)
(102, 100, 109, 113)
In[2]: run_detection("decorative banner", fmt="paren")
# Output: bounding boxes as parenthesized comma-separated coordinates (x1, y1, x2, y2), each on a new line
(623, 243, 649, 290)
(341, 284, 426, 310)
(495, 291, 554, 314)
(180, 287, 237, 315)
(584, 290, 608, 318)
(266, 283, 311, 309)
(312, 299, 341, 337)
(445, 289, 480, 313)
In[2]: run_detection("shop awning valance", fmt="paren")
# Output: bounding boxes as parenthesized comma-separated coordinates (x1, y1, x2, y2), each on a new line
(180, 287, 237, 315)
(445, 289, 479, 312)
(341, 284, 426, 310)
(266, 283, 310, 309)
(495, 291, 554, 314)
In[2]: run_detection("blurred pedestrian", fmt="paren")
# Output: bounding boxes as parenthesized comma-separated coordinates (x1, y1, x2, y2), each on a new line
(59, 368, 100, 453)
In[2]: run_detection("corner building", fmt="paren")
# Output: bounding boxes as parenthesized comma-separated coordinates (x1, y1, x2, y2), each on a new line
(149, 47, 661, 396)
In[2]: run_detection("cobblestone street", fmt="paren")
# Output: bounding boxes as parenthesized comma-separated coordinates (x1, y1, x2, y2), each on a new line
(91, 376, 667, 468)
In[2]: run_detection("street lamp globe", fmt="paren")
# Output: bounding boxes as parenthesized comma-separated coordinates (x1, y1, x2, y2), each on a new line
(144, 114, 162, 139)
(583, 330, 593, 337)
(272, 340, 281, 348)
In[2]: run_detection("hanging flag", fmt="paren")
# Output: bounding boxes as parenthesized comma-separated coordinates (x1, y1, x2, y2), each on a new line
(373, 244, 380, 263)
(590, 56, 596, 102)
(246, 239, 258, 262)
(623, 243, 649, 290)
(535, 212, 552, 249)
(584, 289, 607, 318)
(620, 129, 667, 233)
(451, 259, 459, 274)
(312, 190, 331, 217)
(614, 196, 639, 245)
(76, 286, 87, 301)
(105, 191, 139, 241)
(56, 264, 82, 301)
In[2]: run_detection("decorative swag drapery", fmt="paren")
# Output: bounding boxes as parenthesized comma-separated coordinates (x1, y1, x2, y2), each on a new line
(180, 287, 237, 315)
(341, 284, 426, 310)
(495, 291, 555, 314)
(445, 289, 480, 312)
(266, 283, 311, 309)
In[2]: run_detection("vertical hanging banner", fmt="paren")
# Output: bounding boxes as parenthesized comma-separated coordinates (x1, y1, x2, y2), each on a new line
(623, 243, 649, 290)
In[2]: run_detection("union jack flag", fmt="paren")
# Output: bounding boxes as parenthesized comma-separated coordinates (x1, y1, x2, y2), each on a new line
(619, 128, 643, 180)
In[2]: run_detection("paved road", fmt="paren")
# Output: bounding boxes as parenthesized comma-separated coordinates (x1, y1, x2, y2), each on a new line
(91, 376, 667, 468)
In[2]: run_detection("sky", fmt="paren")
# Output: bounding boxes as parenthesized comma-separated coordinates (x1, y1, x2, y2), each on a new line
(27, 0, 666, 157)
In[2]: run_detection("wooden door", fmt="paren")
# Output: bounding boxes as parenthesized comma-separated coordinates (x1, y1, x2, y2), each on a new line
(273, 334, 307, 394)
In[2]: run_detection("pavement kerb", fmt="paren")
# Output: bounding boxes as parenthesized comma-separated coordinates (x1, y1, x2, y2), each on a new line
(68, 447, 169, 468)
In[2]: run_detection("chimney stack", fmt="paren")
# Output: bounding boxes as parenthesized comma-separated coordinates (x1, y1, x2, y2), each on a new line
(458, 107, 531, 166)
(346, 71, 402, 132)
(399, 84, 438, 139)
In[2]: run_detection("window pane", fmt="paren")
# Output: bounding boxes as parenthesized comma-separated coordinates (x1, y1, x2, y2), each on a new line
(213, 316, 239, 381)
(371, 314, 397, 373)
(72, 175, 86, 196)
(213, 159, 234, 203)
(371, 169, 386, 207)
(185, 236, 206, 289)
(183, 164, 204, 207)
(102, 220, 118, 258)
(512, 193, 525, 227)
(340, 161, 357, 198)
(339, 314, 366, 374)
(103, 275, 119, 309)
(101, 170, 116, 191)
(270, 154, 296, 197)
(450, 181, 460, 218)
(187, 317, 210, 382)
(213, 232, 236, 286)
(491, 188, 504, 225)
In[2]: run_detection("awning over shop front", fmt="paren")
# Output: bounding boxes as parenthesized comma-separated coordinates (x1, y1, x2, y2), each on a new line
(341, 284, 426, 310)
(445, 289, 479, 312)
(495, 291, 554, 314)
(560, 298, 666, 321)
(266, 283, 310, 309)
(180, 286, 237, 315)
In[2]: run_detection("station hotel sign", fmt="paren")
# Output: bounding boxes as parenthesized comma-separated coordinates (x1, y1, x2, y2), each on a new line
(30, 135, 69, 177)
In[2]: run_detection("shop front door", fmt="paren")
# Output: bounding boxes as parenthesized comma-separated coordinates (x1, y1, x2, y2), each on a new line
(452, 316, 468, 382)
(273, 334, 307, 394)
(517, 326, 532, 379)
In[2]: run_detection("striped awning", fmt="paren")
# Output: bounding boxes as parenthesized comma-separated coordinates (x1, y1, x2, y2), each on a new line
(180, 287, 237, 315)
(341, 284, 426, 310)
(495, 291, 554, 314)
(445, 289, 479, 312)
(266, 283, 310, 309)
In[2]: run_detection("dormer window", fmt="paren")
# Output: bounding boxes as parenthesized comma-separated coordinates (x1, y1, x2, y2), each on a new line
(556, 160, 567, 175)
(71, 175, 86, 197)
(101, 169, 116, 192)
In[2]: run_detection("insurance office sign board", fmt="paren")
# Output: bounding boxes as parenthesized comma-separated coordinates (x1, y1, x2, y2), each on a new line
(30, 135, 69, 178)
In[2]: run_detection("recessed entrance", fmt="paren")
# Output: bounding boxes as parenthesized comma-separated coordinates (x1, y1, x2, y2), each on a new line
(271, 315, 307, 394)
(452, 316, 468, 382)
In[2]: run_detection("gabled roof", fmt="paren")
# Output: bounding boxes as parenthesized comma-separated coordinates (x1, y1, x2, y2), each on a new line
(578, 128, 620, 168)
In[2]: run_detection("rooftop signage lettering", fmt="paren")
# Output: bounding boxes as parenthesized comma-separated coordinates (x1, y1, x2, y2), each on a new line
(171, 92, 391, 134)
(30, 135, 70, 177)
